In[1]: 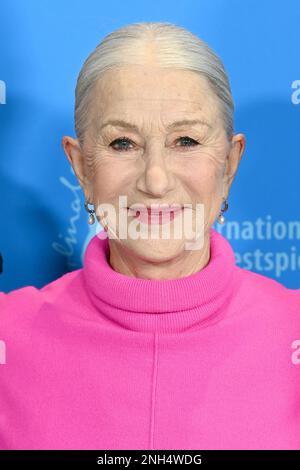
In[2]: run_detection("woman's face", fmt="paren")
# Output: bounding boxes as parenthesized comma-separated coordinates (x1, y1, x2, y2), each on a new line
(67, 65, 244, 262)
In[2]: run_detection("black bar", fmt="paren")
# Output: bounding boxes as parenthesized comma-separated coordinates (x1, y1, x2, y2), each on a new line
(0, 450, 300, 467)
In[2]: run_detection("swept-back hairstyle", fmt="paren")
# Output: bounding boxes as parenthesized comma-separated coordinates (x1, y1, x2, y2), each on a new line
(74, 21, 234, 147)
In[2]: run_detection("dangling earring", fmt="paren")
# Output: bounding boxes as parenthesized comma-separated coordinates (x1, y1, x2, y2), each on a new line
(217, 197, 229, 225)
(84, 200, 96, 225)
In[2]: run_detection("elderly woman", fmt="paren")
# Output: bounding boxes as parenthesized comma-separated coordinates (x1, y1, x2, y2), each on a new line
(1, 21, 300, 451)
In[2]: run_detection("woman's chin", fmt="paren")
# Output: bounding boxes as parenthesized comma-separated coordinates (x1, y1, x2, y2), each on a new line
(122, 237, 188, 262)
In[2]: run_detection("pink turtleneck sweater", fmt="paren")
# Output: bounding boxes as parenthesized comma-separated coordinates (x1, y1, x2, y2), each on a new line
(0, 228, 300, 450)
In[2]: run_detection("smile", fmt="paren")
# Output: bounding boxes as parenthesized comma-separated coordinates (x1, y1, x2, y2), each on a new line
(127, 206, 183, 225)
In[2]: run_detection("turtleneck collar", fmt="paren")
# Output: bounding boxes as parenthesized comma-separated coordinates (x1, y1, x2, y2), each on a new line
(82, 227, 238, 333)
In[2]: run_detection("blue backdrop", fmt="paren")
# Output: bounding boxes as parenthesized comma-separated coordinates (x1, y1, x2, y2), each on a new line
(0, 0, 299, 292)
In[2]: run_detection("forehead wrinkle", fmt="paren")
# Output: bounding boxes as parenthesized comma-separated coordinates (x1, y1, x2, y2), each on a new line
(99, 118, 212, 133)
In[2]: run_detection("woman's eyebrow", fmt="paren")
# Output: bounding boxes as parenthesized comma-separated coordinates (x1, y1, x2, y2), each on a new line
(99, 118, 212, 132)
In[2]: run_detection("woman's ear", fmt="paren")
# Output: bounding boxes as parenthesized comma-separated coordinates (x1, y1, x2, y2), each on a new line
(223, 133, 246, 197)
(62, 136, 88, 192)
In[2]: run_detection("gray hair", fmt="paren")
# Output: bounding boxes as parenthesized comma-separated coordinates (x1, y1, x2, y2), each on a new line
(74, 21, 234, 147)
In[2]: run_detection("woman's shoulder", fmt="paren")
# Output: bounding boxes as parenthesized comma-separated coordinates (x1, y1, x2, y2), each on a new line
(0, 268, 82, 316)
(234, 264, 300, 316)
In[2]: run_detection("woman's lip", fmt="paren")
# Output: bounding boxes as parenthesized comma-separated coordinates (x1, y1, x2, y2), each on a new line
(127, 207, 183, 224)
(127, 207, 183, 214)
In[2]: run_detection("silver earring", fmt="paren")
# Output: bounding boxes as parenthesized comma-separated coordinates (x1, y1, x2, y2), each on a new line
(84, 200, 96, 225)
(217, 197, 228, 225)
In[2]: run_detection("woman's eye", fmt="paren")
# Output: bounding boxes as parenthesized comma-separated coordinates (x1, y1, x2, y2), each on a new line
(109, 135, 200, 152)
(175, 136, 200, 148)
(109, 137, 133, 152)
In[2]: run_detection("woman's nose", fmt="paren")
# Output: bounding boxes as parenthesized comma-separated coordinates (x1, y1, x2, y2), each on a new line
(136, 151, 176, 197)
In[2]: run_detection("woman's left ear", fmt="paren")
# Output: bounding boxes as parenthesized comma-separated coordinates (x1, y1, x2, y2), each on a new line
(223, 133, 246, 196)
